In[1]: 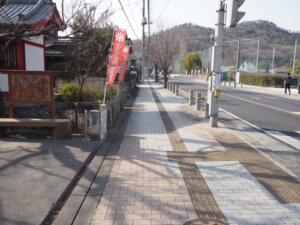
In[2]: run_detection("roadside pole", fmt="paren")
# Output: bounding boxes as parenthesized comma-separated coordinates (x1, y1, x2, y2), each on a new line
(209, 0, 225, 127)
(141, 0, 147, 81)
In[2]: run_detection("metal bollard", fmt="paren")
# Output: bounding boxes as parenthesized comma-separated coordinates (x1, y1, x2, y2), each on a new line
(175, 85, 179, 96)
(195, 92, 201, 111)
(167, 82, 170, 90)
(189, 90, 194, 105)
(168, 82, 172, 91)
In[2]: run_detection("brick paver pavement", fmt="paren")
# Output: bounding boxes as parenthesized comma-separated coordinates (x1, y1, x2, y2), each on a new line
(91, 81, 197, 225)
(91, 79, 300, 225)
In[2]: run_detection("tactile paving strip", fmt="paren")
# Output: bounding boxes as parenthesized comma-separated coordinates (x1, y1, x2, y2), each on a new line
(150, 87, 229, 223)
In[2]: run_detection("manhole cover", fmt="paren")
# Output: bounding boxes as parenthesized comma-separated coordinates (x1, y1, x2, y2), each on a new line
(183, 219, 228, 225)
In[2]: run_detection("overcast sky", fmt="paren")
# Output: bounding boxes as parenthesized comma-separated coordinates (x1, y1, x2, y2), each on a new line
(55, 0, 300, 39)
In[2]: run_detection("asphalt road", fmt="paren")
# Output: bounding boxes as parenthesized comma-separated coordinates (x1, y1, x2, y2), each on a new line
(171, 78, 300, 140)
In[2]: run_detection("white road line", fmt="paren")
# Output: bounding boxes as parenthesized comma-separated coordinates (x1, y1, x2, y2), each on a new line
(263, 95, 276, 100)
(265, 130, 300, 150)
(293, 112, 300, 115)
(220, 107, 300, 150)
(250, 96, 260, 100)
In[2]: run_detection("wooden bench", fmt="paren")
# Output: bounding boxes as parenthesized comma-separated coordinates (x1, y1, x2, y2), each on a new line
(0, 118, 71, 139)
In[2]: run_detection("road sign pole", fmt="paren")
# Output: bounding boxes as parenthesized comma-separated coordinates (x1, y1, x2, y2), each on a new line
(209, 0, 225, 127)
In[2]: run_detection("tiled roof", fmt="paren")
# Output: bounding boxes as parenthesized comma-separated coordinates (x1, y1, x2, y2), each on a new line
(0, 0, 56, 27)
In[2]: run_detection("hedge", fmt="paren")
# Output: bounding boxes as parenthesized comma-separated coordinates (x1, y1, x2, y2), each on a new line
(240, 73, 299, 88)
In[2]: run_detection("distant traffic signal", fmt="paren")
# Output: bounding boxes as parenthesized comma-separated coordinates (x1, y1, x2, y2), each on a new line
(227, 0, 245, 28)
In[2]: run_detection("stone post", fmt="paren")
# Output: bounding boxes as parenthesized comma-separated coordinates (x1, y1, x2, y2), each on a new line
(195, 92, 201, 111)
(189, 90, 194, 105)
(89, 110, 100, 141)
(100, 104, 107, 140)
(205, 97, 209, 119)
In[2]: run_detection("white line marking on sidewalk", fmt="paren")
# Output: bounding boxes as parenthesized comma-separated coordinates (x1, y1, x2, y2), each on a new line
(250, 96, 260, 100)
(265, 130, 300, 150)
(219, 108, 300, 181)
(220, 108, 300, 150)
(196, 161, 300, 225)
(293, 112, 300, 115)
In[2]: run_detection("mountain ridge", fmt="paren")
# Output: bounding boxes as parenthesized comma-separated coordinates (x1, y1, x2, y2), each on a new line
(171, 20, 300, 70)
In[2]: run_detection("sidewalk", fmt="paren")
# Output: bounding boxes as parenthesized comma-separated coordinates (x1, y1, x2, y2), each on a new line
(175, 75, 300, 101)
(90, 79, 300, 225)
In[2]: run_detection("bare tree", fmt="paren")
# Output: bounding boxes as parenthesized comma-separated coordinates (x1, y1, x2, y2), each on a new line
(48, 1, 114, 101)
(148, 25, 181, 88)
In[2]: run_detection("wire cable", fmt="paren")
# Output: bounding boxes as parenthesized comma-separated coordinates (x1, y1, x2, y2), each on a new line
(157, 0, 170, 20)
(123, 0, 141, 30)
(118, 0, 140, 40)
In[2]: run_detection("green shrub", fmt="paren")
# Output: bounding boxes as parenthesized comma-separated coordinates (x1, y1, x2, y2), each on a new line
(59, 83, 80, 102)
(106, 85, 120, 100)
(228, 72, 235, 81)
(59, 83, 121, 103)
(240, 73, 299, 87)
(82, 84, 104, 102)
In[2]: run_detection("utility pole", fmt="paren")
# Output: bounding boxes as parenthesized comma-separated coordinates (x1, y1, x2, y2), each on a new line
(147, 0, 151, 40)
(208, 0, 245, 127)
(292, 39, 297, 75)
(209, 0, 225, 127)
(141, 0, 147, 81)
(147, 0, 151, 77)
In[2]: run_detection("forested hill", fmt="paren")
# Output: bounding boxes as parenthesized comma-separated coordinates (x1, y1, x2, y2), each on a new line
(171, 21, 300, 69)
(173, 20, 300, 52)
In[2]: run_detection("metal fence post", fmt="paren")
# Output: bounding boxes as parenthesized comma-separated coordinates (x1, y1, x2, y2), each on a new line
(195, 92, 201, 111)
(176, 85, 179, 96)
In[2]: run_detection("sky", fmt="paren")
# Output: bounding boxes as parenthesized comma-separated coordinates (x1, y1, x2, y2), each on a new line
(55, 0, 300, 40)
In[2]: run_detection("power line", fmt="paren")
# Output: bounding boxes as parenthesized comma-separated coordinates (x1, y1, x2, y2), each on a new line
(118, 0, 140, 40)
(122, 0, 142, 30)
(157, 0, 170, 20)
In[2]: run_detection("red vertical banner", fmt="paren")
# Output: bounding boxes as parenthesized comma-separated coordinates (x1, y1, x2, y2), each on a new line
(119, 45, 131, 82)
(107, 30, 127, 84)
